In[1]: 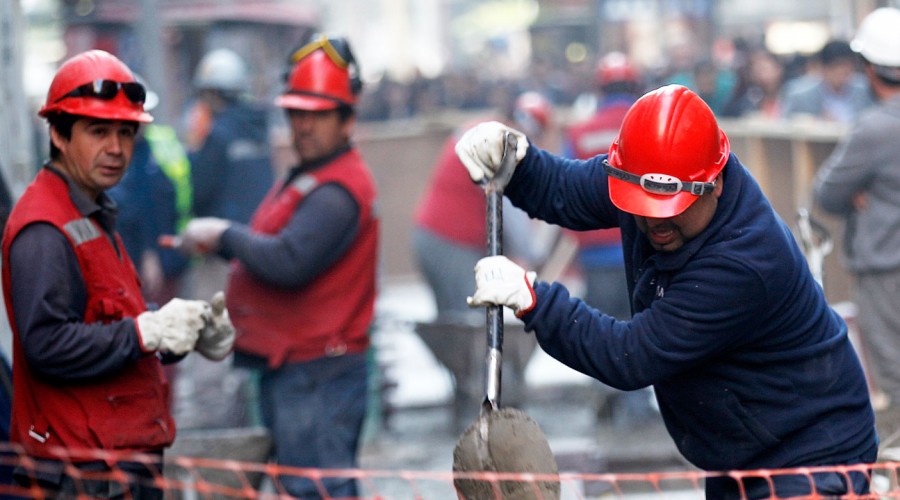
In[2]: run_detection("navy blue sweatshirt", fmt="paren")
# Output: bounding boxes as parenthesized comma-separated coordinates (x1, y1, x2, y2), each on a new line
(506, 146, 876, 474)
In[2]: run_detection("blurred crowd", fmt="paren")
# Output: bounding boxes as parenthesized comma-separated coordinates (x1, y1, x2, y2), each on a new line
(355, 35, 873, 125)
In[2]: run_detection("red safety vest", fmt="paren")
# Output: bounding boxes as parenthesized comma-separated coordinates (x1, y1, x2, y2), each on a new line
(228, 149, 378, 368)
(1, 168, 175, 460)
(565, 102, 633, 247)
(414, 127, 489, 249)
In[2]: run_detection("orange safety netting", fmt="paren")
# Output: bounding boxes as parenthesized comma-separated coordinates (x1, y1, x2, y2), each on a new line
(0, 442, 897, 499)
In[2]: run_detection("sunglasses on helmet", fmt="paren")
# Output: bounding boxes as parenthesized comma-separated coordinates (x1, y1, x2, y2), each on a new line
(602, 159, 716, 196)
(290, 36, 355, 69)
(55, 79, 147, 105)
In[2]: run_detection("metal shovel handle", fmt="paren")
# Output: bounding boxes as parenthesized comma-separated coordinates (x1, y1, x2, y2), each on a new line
(482, 132, 519, 413)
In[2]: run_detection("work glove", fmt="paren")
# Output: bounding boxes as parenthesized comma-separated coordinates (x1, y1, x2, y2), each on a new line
(196, 291, 236, 361)
(467, 255, 537, 318)
(455, 121, 529, 183)
(136, 298, 211, 355)
(180, 217, 231, 254)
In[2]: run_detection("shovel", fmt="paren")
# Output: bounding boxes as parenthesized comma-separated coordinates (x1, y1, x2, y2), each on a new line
(452, 132, 560, 500)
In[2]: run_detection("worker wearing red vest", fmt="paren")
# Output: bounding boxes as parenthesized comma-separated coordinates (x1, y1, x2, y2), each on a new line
(1, 49, 234, 498)
(178, 35, 377, 500)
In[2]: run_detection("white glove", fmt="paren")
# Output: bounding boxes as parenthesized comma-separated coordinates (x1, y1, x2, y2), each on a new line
(180, 217, 231, 254)
(196, 291, 236, 361)
(467, 255, 537, 318)
(455, 121, 529, 183)
(137, 298, 211, 355)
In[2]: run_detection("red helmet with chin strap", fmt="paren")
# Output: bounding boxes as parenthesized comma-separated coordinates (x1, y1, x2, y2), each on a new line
(39, 49, 152, 123)
(605, 84, 729, 218)
(276, 35, 361, 111)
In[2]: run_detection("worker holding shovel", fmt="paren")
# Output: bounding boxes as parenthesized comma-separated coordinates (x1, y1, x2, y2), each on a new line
(457, 84, 877, 499)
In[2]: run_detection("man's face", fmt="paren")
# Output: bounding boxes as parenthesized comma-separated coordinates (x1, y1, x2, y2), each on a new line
(632, 173, 723, 252)
(287, 108, 354, 163)
(51, 118, 136, 200)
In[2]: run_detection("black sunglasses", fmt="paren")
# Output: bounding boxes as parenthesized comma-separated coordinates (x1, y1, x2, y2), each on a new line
(55, 80, 146, 105)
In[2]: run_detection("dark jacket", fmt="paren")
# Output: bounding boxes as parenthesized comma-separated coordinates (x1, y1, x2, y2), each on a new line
(505, 146, 876, 473)
(190, 100, 274, 224)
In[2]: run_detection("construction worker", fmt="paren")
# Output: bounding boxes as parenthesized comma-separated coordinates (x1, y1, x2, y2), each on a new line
(457, 84, 877, 498)
(1, 49, 235, 498)
(174, 47, 275, 430)
(177, 35, 377, 499)
(813, 7, 900, 412)
(564, 52, 657, 428)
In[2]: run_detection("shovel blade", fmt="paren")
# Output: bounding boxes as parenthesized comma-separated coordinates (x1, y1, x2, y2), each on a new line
(453, 408, 560, 500)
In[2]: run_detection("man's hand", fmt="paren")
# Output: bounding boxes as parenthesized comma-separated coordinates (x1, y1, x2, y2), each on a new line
(180, 217, 231, 254)
(136, 298, 211, 355)
(455, 121, 529, 183)
(467, 255, 537, 318)
(196, 291, 236, 361)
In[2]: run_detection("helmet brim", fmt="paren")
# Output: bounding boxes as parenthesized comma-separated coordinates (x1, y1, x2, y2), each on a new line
(275, 93, 343, 111)
(607, 176, 698, 218)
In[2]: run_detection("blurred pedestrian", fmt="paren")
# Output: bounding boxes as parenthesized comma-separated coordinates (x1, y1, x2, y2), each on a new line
(174, 47, 275, 430)
(813, 7, 900, 411)
(662, 37, 736, 115)
(722, 47, 787, 119)
(456, 84, 877, 499)
(563, 52, 656, 428)
(176, 35, 377, 499)
(1, 49, 234, 499)
(782, 39, 873, 123)
(108, 76, 191, 307)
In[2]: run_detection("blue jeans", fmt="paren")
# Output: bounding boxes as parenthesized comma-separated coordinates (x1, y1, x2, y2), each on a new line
(259, 353, 368, 500)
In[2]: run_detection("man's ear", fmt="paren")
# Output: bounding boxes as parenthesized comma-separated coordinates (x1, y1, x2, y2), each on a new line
(49, 126, 67, 153)
(713, 172, 724, 199)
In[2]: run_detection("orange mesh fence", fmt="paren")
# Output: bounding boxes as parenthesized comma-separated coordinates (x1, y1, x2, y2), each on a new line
(0, 442, 897, 499)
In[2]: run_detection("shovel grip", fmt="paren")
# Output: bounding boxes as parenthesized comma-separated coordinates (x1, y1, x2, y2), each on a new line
(483, 132, 518, 411)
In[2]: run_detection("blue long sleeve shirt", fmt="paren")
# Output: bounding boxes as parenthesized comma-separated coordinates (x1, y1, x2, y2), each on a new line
(505, 146, 876, 474)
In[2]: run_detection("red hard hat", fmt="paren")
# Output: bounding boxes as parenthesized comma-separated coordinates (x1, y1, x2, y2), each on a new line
(276, 36, 359, 111)
(38, 50, 152, 123)
(513, 91, 553, 132)
(595, 52, 640, 86)
(606, 84, 729, 218)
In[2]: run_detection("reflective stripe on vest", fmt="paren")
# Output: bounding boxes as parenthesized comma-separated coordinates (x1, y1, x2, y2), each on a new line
(63, 218, 102, 245)
(292, 173, 319, 195)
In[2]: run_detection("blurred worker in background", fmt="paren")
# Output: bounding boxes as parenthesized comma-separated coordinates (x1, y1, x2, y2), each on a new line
(781, 39, 873, 123)
(176, 35, 377, 499)
(813, 7, 900, 412)
(563, 52, 656, 428)
(413, 90, 553, 325)
(1, 49, 234, 498)
(174, 47, 275, 430)
(108, 76, 191, 307)
(411, 90, 554, 430)
(457, 84, 877, 498)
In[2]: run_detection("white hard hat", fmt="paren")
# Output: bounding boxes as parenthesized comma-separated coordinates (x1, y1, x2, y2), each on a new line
(193, 48, 249, 92)
(851, 7, 900, 68)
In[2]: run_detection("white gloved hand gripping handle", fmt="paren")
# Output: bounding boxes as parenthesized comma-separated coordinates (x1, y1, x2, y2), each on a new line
(467, 256, 537, 318)
(455, 121, 529, 184)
